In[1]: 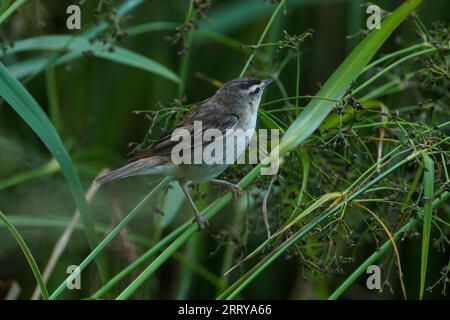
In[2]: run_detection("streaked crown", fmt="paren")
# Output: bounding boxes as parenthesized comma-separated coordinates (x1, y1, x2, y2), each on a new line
(217, 77, 273, 96)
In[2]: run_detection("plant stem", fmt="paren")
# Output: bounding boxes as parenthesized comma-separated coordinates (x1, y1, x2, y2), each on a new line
(177, 0, 195, 98)
(45, 68, 62, 132)
(0, 0, 27, 25)
(239, 0, 286, 77)
(92, 219, 190, 298)
(420, 153, 435, 299)
(49, 177, 171, 300)
(0, 210, 49, 299)
(296, 49, 301, 116)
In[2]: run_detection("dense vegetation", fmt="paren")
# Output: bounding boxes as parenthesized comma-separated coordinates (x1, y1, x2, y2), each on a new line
(0, 0, 448, 300)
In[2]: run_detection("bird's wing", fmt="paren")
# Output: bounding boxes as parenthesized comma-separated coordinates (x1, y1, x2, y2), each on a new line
(128, 102, 239, 161)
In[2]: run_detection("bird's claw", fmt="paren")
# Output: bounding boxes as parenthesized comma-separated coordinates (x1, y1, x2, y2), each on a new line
(227, 184, 242, 201)
(211, 179, 242, 201)
(196, 214, 209, 230)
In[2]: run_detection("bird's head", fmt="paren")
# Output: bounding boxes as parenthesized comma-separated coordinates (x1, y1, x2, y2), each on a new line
(216, 77, 273, 113)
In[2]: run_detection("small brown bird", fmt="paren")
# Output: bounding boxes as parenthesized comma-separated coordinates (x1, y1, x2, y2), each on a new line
(95, 77, 273, 229)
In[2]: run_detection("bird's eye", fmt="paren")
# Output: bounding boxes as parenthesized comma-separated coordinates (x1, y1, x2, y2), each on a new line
(251, 88, 260, 95)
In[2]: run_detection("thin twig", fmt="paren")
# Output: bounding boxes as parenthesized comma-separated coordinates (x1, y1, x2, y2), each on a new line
(239, 0, 286, 77)
(377, 104, 388, 172)
(355, 203, 408, 300)
(262, 175, 277, 238)
(3, 280, 21, 300)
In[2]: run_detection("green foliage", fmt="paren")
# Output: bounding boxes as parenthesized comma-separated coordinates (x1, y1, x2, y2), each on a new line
(420, 154, 434, 299)
(0, 0, 448, 300)
(1, 36, 179, 83)
(0, 62, 109, 282)
(0, 210, 48, 299)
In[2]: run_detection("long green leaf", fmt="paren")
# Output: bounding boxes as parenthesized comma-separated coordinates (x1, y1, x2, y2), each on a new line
(4, 0, 148, 78)
(0, 1, 12, 16)
(280, 0, 423, 153)
(420, 153, 435, 299)
(0, 216, 152, 247)
(0, 159, 59, 191)
(0, 62, 108, 281)
(92, 220, 190, 298)
(125, 21, 179, 36)
(1, 35, 179, 83)
(0, 0, 27, 25)
(49, 177, 171, 300)
(0, 210, 49, 299)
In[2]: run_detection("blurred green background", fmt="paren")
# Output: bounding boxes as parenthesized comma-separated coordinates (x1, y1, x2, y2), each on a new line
(0, 0, 448, 300)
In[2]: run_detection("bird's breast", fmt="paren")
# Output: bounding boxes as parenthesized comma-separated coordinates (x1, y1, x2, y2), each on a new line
(237, 108, 258, 131)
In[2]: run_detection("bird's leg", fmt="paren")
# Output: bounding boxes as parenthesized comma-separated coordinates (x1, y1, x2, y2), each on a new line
(179, 182, 209, 230)
(210, 179, 242, 201)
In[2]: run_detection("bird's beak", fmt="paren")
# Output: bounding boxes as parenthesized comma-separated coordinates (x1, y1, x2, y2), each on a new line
(262, 79, 273, 88)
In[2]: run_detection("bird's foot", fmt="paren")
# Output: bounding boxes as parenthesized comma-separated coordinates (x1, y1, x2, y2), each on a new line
(211, 179, 242, 201)
(180, 181, 210, 230)
(195, 214, 209, 230)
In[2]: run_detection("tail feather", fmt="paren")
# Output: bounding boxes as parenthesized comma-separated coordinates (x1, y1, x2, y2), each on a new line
(95, 157, 170, 185)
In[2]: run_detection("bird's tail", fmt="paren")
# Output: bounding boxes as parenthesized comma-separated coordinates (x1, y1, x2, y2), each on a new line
(95, 157, 172, 185)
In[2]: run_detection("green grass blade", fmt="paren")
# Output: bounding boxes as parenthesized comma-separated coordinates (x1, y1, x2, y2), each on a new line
(292, 148, 310, 214)
(125, 21, 179, 36)
(116, 223, 198, 300)
(2, 35, 180, 83)
(171, 251, 224, 290)
(0, 1, 12, 16)
(239, 0, 285, 76)
(177, 0, 195, 97)
(92, 220, 190, 298)
(115, 166, 262, 299)
(45, 68, 62, 131)
(420, 153, 435, 299)
(0, 62, 108, 282)
(176, 234, 201, 299)
(0, 159, 60, 191)
(49, 177, 172, 300)
(352, 47, 436, 96)
(4, 0, 148, 79)
(1, 216, 153, 247)
(0, 0, 27, 25)
(280, 0, 423, 154)
(5, 56, 48, 78)
(0, 210, 49, 299)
